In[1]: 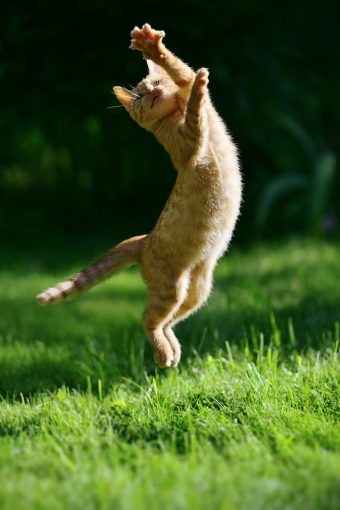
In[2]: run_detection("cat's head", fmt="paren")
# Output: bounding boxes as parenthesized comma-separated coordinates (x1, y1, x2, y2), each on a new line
(113, 60, 181, 131)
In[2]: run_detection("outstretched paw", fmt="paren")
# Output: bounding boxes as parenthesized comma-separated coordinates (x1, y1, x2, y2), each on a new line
(130, 23, 165, 61)
(194, 68, 209, 93)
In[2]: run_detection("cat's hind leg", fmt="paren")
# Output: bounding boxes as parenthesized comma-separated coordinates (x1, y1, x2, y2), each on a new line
(143, 272, 189, 368)
(164, 260, 214, 367)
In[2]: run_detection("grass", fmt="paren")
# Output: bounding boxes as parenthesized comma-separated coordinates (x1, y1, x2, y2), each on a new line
(0, 236, 339, 509)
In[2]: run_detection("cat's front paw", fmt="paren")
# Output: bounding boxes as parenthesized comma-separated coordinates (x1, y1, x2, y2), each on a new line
(194, 68, 209, 93)
(130, 23, 165, 61)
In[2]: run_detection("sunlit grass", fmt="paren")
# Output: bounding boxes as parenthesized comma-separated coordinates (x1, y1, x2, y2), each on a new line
(0, 237, 339, 509)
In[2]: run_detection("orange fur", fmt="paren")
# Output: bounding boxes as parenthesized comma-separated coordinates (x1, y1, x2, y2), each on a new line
(37, 24, 242, 368)
(37, 236, 146, 305)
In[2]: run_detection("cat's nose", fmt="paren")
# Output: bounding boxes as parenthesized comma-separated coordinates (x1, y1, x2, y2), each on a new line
(147, 88, 158, 97)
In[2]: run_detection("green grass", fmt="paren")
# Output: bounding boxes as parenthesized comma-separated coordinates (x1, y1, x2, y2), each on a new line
(0, 237, 339, 509)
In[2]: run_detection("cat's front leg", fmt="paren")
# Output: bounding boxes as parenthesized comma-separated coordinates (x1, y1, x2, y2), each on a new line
(180, 68, 209, 155)
(130, 23, 195, 88)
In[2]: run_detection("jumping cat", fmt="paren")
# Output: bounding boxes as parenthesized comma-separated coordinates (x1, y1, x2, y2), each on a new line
(37, 23, 242, 368)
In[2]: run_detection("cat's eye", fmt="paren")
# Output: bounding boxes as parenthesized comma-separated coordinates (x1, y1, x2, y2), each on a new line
(153, 80, 161, 86)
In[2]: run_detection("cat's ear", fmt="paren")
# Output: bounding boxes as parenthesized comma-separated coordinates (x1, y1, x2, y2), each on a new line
(146, 59, 167, 77)
(113, 86, 134, 110)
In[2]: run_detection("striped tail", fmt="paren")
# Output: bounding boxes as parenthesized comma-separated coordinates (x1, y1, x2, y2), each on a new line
(36, 235, 147, 305)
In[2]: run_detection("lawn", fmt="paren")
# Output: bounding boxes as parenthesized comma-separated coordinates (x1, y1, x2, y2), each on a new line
(0, 236, 339, 509)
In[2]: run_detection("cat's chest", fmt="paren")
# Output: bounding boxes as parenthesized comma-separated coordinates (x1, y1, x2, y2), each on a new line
(160, 166, 228, 227)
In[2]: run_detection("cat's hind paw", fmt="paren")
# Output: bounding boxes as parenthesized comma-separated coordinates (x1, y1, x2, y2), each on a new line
(171, 348, 181, 368)
(164, 327, 181, 368)
(194, 68, 209, 93)
(154, 342, 174, 368)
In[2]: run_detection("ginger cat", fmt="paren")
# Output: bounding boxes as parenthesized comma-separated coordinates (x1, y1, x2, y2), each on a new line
(37, 24, 242, 368)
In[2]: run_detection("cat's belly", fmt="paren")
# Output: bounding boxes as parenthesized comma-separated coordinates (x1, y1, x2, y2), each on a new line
(153, 184, 240, 263)
(181, 208, 236, 259)
(150, 146, 242, 265)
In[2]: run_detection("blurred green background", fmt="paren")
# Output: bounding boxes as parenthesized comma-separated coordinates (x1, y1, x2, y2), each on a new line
(1, 0, 339, 244)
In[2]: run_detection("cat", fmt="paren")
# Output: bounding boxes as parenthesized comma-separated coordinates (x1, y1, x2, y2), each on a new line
(37, 23, 242, 368)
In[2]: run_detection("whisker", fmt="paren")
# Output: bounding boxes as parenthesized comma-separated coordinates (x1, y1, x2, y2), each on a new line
(127, 90, 140, 98)
(123, 86, 140, 98)
(107, 105, 124, 109)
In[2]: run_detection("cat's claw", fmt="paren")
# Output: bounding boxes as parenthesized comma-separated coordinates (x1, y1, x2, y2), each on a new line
(130, 23, 166, 60)
(194, 68, 209, 93)
(131, 23, 165, 44)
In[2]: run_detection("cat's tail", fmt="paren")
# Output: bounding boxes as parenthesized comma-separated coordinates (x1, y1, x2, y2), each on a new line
(36, 235, 147, 305)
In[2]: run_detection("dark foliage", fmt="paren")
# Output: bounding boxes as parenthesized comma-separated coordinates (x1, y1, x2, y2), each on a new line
(0, 0, 339, 241)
